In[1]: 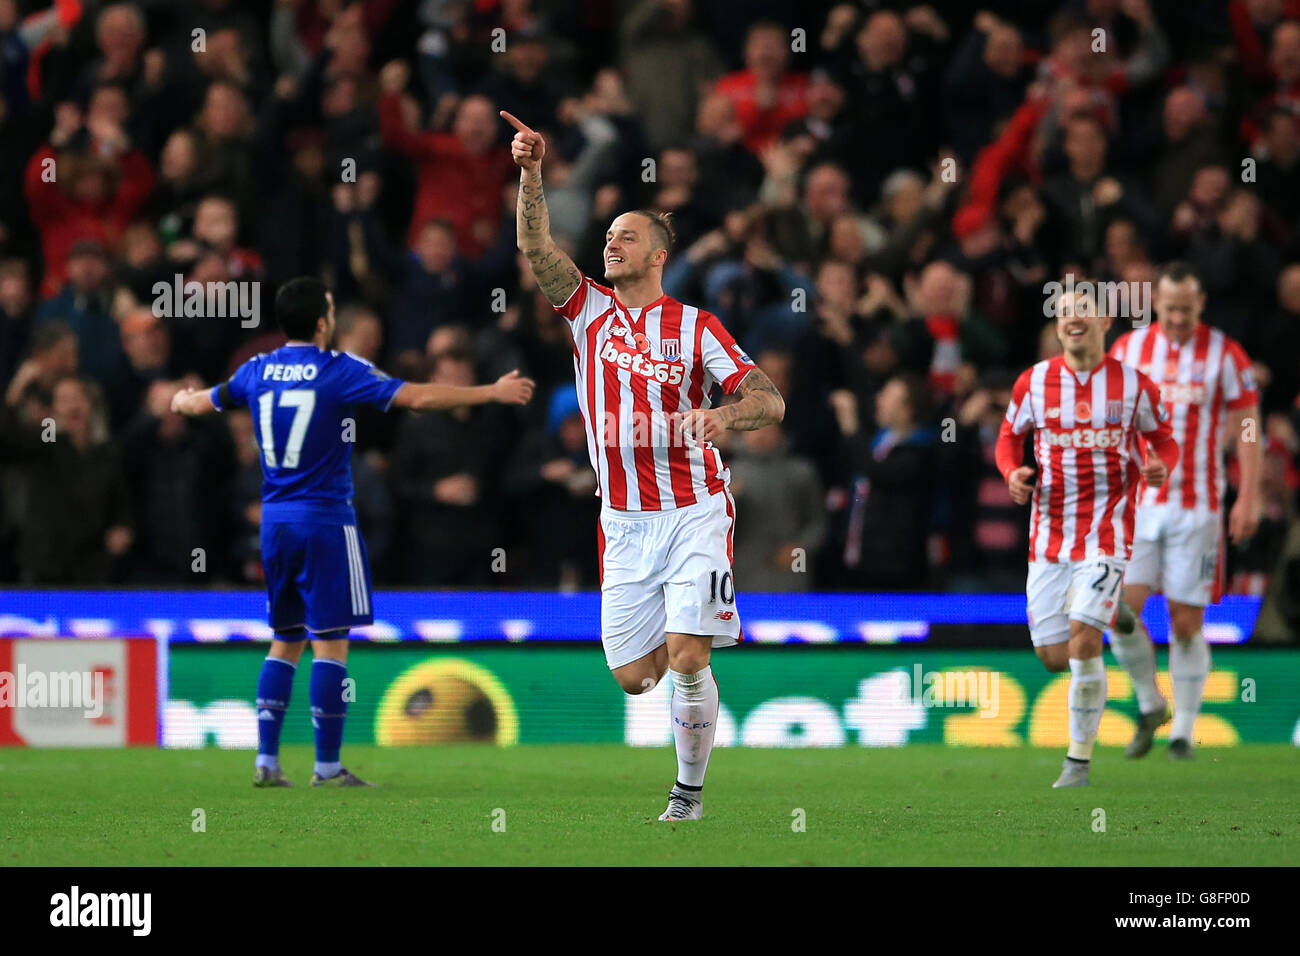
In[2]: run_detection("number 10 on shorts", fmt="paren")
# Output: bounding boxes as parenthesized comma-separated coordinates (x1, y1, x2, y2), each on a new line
(708, 570, 735, 606)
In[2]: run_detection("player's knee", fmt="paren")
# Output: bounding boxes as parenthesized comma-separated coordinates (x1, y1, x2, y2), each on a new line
(1036, 644, 1070, 673)
(1122, 586, 1151, 612)
(615, 671, 659, 695)
(666, 637, 710, 675)
(269, 633, 307, 663)
(1168, 607, 1202, 641)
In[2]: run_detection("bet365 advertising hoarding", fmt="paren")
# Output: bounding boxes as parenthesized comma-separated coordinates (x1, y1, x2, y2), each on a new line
(166, 644, 1300, 749)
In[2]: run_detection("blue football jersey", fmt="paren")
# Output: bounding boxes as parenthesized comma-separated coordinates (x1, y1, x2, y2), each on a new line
(212, 344, 405, 522)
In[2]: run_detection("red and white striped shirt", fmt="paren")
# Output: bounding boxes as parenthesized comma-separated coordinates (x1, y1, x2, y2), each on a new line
(556, 275, 758, 511)
(1110, 324, 1258, 513)
(997, 355, 1177, 562)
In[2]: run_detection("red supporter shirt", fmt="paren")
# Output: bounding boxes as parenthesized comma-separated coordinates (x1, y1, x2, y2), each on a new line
(378, 93, 515, 256)
(712, 71, 808, 154)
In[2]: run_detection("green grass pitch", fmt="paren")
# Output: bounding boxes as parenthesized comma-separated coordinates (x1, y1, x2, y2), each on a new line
(2, 744, 1296, 866)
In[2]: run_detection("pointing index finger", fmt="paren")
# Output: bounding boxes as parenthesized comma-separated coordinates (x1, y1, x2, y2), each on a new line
(499, 110, 533, 135)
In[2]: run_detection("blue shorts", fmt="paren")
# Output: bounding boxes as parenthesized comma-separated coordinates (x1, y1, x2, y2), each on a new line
(261, 521, 374, 636)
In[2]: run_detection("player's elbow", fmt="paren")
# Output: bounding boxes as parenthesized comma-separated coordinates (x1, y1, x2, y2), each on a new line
(393, 384, 435, 412)
(771, 393, 786, 424)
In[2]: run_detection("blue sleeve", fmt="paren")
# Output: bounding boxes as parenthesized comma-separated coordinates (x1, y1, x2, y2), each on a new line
(212, 359, 259, 410)
(336, 354, 406, 410)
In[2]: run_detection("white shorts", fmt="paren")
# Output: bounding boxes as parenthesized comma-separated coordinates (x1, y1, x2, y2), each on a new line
(1125, 503, 1222, 607)
(1026, 556, 1126, 647)
(598, 491, 742, 670)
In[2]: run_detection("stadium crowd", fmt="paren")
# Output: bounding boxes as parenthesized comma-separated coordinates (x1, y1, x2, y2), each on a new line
(2, 0, 1300, 603)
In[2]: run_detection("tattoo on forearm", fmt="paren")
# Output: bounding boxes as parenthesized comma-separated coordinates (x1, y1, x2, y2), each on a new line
(517, 168, 580, 307)
(517, 170, 549, 244)
(720, 371, 785, 431)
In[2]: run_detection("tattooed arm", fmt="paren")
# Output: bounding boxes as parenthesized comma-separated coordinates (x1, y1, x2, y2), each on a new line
(718, 369, 786, 431)
(678, 369, 786, 443)
(503, 111, 582, 308)
(516, 167, 582, 307)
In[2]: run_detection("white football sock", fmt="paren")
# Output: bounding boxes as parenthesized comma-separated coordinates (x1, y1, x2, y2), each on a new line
(1109, 618, 1164, 713)
(1169, 631, 1210, 741)
(670, 667, 719, 789)
(1067, 656, 1107, 761)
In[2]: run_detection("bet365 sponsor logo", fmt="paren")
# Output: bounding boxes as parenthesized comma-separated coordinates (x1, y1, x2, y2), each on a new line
(599, 339, 684, 385)
(1160, 381, 1208, 406)
(1041, 427, 1124, 449)
(49, 886, 151, 936)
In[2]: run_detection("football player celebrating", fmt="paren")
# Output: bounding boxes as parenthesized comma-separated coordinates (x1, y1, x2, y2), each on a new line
(502, 110, 785, 821)
(1108, 262, 1260, 760)
(998, 287, 1178, 787)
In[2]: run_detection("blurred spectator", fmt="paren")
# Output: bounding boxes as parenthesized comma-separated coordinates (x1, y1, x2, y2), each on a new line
(378, 60, 515, 257)
(944, 12, 1031, 164)
(1186, 188, 1281, 343)
(390, 346, 513, 585)
(831, 9, 942, 206)
(24, 98, 154, 297)
(729, 422, 826, 591)
(477, 27, 561, 136)
(688, 92, 765, 214)
(34, 239, 130, 413)
(0, 258, 35, 384)
(119, 379, 235, 582)
(712, 20, 807, 155)
(893, 260, 1006, 404)
(830, 372, 937, 590)
(1257, 264, 1300, 412)
(1039, 113, 1160, 269)
(1152, 87, 1228, 218)
(1240, 18, 1300, 147)
(768, 160, 871, 269)
(0, 375, 132, 583)
(502, 386, 600, 588)
(948, 371, 1029, 590)
(620, 0, 720, 151)
(1253, 108, 1300, 232)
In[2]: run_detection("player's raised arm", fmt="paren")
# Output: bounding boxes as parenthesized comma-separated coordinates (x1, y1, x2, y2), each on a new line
(391, 369, 535, 412)
(502, 110, 582, 308)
